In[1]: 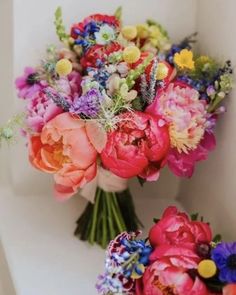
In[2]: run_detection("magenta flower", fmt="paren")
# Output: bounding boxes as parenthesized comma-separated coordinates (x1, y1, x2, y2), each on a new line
(167, 131, 216, 177)
(15, 67, 47, 99)
(26, 91, 63, 133)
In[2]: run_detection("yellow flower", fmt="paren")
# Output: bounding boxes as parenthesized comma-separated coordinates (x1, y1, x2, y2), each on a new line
(55, 58, 73, 76)
(121, 26, 137, 40)
(198, 259, 217, 279)
(131, 264, 145, 279)
(156, 62, 169, 80)
(174, 49, 195, 70)
(123, 46, 141, 64)
(136, 24, 149, 39)
(149, 25, 161, 39)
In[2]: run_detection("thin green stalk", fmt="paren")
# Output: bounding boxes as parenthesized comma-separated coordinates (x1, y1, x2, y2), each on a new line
(89, 188, 102, 244)
(101, 191, 108, 248)
(110, 193, 126, 233)
(105, 191, 116, 240)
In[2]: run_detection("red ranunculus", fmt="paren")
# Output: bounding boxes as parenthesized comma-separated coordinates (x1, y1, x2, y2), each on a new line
(101, 111, 170, 181)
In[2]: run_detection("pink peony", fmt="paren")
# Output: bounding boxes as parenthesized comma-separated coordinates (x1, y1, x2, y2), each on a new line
(101, 111, 170, 181)
(28, 113, 98, 200)
(146, 82, 207, 154)
(54, 71, 82, 97)
(149, 206, 212, 248)
(26, 91, 63, 133)
(15, 67, 47, 99)
(167, 131, 216, 177)
(136, 260, 211, 295)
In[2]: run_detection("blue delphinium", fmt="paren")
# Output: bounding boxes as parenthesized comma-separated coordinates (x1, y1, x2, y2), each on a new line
(212, 242, 236, 283)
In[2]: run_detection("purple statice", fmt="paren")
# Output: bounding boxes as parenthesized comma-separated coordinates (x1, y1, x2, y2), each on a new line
(212, 242, 236, 283)
(69, 88, 102, 118)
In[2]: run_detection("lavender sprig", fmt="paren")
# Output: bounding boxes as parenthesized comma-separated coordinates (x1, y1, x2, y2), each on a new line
(44, 88, 71, 111)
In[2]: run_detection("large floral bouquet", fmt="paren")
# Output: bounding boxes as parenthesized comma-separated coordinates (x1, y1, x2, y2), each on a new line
(15, 7, 233, 247)
(97, 206, 236, 295)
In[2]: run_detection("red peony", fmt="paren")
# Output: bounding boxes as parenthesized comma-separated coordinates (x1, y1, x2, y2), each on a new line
(101, 111, 170, 181)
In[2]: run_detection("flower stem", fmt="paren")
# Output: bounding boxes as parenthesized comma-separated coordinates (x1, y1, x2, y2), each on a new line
(89, 188, 102, 244)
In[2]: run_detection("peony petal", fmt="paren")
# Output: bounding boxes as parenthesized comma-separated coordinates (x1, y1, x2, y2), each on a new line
(85, 120, 107, 153)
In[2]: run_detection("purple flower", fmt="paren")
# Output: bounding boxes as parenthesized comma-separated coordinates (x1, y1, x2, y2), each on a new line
(15, 67, 47, 99)
(212, 242, 236, 283)
(69, 88, 102, 118)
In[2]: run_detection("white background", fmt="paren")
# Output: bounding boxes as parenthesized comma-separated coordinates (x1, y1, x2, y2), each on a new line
(0, 0, 235, 294)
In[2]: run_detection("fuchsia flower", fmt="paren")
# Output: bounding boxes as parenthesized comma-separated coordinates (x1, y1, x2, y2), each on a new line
(101, 111, 170, 181)
(167, 131, 216, 178)
(15, 67, 47, 99)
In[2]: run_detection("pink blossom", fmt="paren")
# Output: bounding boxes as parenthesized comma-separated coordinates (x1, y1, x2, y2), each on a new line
(26, 91, 63, 133)
(167, 131, 216, 177)
(15, 67, 47, 99)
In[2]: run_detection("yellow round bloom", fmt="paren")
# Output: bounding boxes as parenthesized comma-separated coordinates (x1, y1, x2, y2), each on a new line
(149, 25, 161, 39)
(55, 58, 73, 76)
(198, 259, 217, 279)
(136, 24, 149, 39)
(174, 49, 195, 70)
(156, 63, 169, 80)
(123, 46, 141, 64)
(131, 264, 145, 279)
(121, 26, 137, 40)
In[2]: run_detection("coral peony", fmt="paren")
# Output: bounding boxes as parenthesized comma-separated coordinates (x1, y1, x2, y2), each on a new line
(101, 111, 170, 181)
(167, 131, 216, 177)
(223, 284, 236, 295)
(149, 206, 212, 248)
(29, 113, 98, 199)
(146, 82, 207, 153)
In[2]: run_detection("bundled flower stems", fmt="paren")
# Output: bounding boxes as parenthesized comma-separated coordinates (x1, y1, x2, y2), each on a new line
(14, 7, 233, 248)
(97, 207, 236, 295)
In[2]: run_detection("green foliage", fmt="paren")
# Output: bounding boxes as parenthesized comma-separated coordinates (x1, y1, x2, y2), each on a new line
(54, 7, 69, 43)
(190, 213, 199, 221)
(212, 234, 222, 244)
(114, 6, 122, 21)
(146, 19, 169, 38)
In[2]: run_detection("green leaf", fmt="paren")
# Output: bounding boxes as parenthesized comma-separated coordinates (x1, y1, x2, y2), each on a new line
(114, 6, 122, 21)
(190, 213, 199, 221)
(213, 234, 222, 244)
(153, 218, 160, 224)
(137, 176, 146, 187)
(54, 6, 69, 43)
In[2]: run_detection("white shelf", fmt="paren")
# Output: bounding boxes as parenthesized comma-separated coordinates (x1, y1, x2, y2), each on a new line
(0, 187, 183, 295)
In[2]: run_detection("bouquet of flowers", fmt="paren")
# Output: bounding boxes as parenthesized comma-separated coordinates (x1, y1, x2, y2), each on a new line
(15, 7, 233, 248)
(97, 206, 236, 295)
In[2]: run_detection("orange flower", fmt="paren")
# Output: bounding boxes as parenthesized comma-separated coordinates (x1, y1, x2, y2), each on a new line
(223, 284, 236, 295)
(29, 113, 99, 200)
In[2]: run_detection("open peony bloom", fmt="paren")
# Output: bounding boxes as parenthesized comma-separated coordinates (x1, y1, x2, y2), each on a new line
(149, 206, 212, 248)
(136, 259, 211, 295)
(26, 91, 63, 133)
(101, 111, 170, 181)
(29, 113, 98, 200)
(146, 82, 207, 154)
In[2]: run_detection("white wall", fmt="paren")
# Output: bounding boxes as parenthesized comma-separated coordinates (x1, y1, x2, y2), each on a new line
(179, 0, 236, 241)
(10, 0, 197, 198)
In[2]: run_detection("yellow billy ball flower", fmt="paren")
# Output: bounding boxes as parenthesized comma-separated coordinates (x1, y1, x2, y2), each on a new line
(121, 25, 137, 40)
(55, 58, 73, 76)
(131, 264, 145, 279)
(156, 63, 169, 80)
(174, 49, 195, 70)
(123, 46, 141, 64)
(198, 259, 217, 279)
(136, 24, 149, 39)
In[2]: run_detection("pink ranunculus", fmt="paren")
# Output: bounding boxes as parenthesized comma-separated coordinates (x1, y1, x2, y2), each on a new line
(28, 113, 98, 200)
(223, 284, 236, 295)
(136, 260, 211, 295)
(26, 90, 63, 133)
(149, 206, 212, 248)
(55, 71, 82, 97)
(15, 67, 47, 99)
(101, 111, 170, 181)
(167, 131, 216, 177)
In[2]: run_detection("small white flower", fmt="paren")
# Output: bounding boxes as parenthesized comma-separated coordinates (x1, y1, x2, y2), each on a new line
(95, 24, 116, 45)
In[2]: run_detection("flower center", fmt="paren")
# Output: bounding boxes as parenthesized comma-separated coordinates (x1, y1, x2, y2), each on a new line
(227, 254, 236, 268)
(102, 33, 110, 41)
(27, 73, 38, 85)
